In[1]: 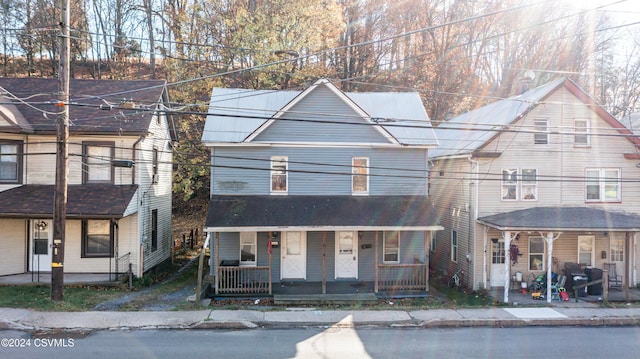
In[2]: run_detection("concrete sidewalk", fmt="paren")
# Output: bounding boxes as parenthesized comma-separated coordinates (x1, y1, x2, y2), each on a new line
(1, 305, 640, 331)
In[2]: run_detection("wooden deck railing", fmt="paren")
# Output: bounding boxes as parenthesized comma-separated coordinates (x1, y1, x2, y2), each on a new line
(377, 264, 427, 291)
(216, 266, 271, 294)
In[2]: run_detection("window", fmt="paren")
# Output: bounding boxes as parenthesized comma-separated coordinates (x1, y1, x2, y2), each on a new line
(451, 230, 458, 262)
(502, 169, 518, 200)
(270, 156, 287, 193)
(529, 237, 545, 270)
(384, 231, 400, 263)
(84, 142, 114, 184)
(0, 141, 21, 183)
(352, 157, 369, 194)
(491, 240, 505, 264)
(502, 168, 537, 201)
(586, 168, 620, 202)
(611, 238, 624, 262)
(574, 119, 590, 146)
(578, 235, 594, 266)
(534, 119, 548, 145)
(151, 209, 158, 251)
(82, 220, 113, 257)
(239, 232, 257, 266)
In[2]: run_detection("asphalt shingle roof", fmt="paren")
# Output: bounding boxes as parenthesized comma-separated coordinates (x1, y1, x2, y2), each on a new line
(205, 195, 442, 231)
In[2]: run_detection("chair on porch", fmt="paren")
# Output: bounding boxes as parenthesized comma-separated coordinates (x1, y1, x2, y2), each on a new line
(604, 263, 623, 289)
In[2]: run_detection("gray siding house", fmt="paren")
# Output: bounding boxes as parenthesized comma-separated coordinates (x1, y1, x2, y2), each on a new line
(202, 79, 442, 296)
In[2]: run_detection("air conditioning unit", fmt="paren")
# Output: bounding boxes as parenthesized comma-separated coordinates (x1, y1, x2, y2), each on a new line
(152, 174, 159, 184)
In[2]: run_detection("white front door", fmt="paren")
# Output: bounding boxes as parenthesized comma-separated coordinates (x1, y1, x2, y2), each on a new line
(335, 231, 358, 279)
(281, 231, 306, 279)
(31, 220, 52, 272)
(610, 234, 625, 283)
(490, 239, 506, 287)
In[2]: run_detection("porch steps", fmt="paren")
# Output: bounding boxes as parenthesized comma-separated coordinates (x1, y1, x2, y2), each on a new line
(273, 293, 378, 305)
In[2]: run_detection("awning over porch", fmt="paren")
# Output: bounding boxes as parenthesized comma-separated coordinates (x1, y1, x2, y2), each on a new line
(477, 206, 640, 231)
(0, 184, 138, 219)
(204, 195, 442, 231)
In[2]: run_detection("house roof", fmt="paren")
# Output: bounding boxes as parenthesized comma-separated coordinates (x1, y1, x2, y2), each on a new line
(202, 79, 437, 146)
(0, 78, 170, 135)
(0, 184, 138, 219)
(477, 207, 640, 231)
(431, 78, 639, 158)
(204, 195, 442, 231)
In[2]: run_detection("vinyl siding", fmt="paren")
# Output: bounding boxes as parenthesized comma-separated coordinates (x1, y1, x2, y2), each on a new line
(0, 219, 26, 275)
(254, 85, 390, 144)
(211, 147, 427, 196)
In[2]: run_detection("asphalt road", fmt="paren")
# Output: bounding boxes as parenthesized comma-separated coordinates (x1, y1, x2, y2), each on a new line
(2, 326, 639, 358)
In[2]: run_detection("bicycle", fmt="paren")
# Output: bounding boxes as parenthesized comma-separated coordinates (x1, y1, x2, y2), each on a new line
(447, 268, 465, 288)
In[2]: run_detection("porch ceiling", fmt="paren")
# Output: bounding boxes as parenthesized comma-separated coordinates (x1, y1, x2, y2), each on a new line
(204, 195, 442, 232)
(0, 184, 138, 219)
(478, 206, 640, 231)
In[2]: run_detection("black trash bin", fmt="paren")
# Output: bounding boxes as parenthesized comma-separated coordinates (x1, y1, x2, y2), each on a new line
(572, 275, 588, 297)
(586, 268, 603, 295)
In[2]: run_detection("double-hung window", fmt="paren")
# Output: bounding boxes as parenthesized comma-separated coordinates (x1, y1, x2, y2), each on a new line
(352, 157, 369, 194)
(84, 142, 114, 184)
(574, 119, 590, 146)
(502, 168, 537, 201)
(239, 232, 257, 266)
(0, 141, 21, 183)
(578, 235, 594, 267)
(529, 237, 545, 271)
(82, 219, 113, 257)
(270, 156, 288, 193)
(384, 231, 400, 263)
(534, 119, 549, 145)
(586, 168, 620, 202)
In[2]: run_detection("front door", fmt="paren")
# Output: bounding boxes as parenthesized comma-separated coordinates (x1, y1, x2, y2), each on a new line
(490, 239, 506, 287)
(281, 231, 306, 279)
(610, 234, 625, 284)
(335, 231, 358, 279)
(31, 220, 52, 272)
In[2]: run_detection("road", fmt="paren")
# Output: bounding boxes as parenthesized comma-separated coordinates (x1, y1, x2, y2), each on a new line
(1, 326, 639, 358)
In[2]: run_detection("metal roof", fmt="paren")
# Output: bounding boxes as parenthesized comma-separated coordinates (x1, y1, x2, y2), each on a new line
(204, 195, 442, 231)
(202, 80, 437, 146)
(478, 207, 640, 231)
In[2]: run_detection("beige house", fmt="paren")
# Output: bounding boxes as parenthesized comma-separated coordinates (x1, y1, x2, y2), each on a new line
(0, 78, 175, 279)
(429, 78, 640, 303)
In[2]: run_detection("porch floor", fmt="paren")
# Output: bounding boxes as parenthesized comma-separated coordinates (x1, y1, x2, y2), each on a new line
(491, 286, 640, 305)
(0, 273, 117, 286)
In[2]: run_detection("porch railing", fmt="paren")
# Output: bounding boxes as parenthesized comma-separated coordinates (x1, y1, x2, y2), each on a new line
(217, 266, 271, 294)
(377, 264, 427, 291)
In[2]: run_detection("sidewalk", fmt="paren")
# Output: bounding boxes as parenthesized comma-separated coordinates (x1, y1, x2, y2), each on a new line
(1, 305, 640, 331)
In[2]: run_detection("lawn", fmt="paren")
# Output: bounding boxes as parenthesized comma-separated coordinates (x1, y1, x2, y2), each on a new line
(0, 285, 129, 311)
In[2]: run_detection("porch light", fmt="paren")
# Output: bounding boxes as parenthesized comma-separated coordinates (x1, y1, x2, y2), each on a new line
(491, 238, 499, 244)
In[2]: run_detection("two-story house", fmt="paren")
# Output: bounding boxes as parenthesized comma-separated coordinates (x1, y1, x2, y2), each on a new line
(429, 77, 640, 303)
(0, 78, 175, 280)
(201, 79, 442, 296)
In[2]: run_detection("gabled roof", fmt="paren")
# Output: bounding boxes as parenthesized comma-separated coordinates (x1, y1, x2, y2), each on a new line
(478, 207, 640, 231)
(202, 79, 437, 146)
(204, 195, 442, 231)
(0, 78, 170, 136)
(0, 184, 138, 219)
(431, 78, 639, 158)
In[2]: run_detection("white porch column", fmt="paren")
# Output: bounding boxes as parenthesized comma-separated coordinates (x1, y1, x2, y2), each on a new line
(541, 232, 561, 303)
(483, 226, 488, 290)
(503, 231, 512, 303)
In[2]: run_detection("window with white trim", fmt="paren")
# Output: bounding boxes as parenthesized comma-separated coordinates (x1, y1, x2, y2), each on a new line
(534, 119, 549, 145)
(586, 168, 620, 202)
(451, 230, 458, 262)
(352, 157, 369, 194)
(574, 119, 590, 146)
(239, 232, 257, 266)
(384, 231, 400, 263)
(529, 237, 545, 270)
(611, 238, 624, 262)
(578, 235, 594, 267)
(491, 240, 505, 264)
(0, 141, 21, 183)
(270, 156, 288, 193)
(502, 168, 537, 201)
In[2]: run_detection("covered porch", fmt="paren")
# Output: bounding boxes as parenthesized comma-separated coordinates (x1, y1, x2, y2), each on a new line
(204, 195, 442, 297)
(478, 207, 640, 304)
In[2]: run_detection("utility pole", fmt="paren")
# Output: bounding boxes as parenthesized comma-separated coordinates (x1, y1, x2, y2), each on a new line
(52, 0, 70, 301)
